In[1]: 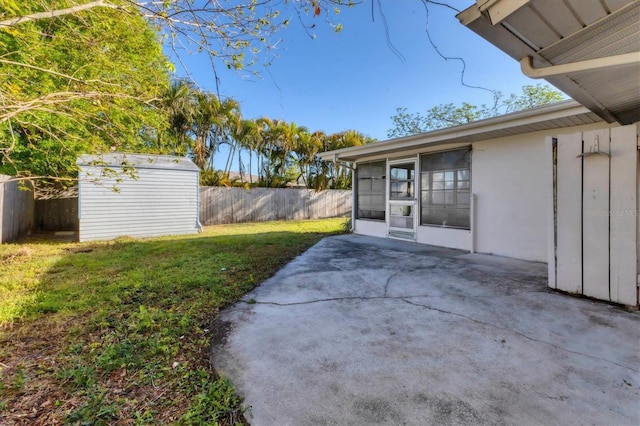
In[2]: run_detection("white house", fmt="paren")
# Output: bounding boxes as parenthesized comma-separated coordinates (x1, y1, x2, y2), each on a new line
(318, 0, 639, 307)
(77, 153, 200, 242)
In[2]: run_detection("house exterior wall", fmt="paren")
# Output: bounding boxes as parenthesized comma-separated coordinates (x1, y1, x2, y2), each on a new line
(353, 121, 619, 263)
(354, 219, 387, 238)
(416, 226, 470, 251)
(472, 122, 617, 262)
(472, 132, 549, 261)
(78, 167, 199, 242)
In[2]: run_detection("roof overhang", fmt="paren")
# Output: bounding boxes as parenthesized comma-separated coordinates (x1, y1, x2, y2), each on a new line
(458, 0, 640, 125)
(77, 153, 199, 172)
(318, 100, 602, 163)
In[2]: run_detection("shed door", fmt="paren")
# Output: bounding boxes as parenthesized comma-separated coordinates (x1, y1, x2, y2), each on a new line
(550, 125, 638, 306)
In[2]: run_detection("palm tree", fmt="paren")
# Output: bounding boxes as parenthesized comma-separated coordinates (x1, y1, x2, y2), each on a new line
(230, 119, 260, 184)
(160, 80, 194, 155)
(302, 130, 329, 190)
(321, 130, 375, 189)
(192, 92, 239, 170)
(266, 120, 307, 187)
(256, 117, 281, 186)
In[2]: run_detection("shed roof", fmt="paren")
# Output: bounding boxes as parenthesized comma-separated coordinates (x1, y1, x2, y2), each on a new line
(457, 0, 640, 125)
(77, 153, 199, 172)
(317, 99, 602, 163)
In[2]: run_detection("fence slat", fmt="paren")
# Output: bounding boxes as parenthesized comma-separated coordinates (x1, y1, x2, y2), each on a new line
(35, 198, 78, 231)
(0, 176, 35, 243)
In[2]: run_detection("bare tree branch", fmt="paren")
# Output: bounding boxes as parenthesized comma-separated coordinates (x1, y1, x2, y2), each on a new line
(0, 0, 121, 28)
(0, 91, 155, 123)
(0, 59, 120, 87)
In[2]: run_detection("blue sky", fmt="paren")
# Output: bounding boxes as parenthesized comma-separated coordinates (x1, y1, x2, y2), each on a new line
(168, 1, 550, 170)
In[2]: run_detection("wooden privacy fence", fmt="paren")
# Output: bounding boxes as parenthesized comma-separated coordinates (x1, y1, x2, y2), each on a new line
(200, 187, 352, 224)
(35, 197, 78, 232)
(0, 175, 34, 243)
(1, 187, 352, 240)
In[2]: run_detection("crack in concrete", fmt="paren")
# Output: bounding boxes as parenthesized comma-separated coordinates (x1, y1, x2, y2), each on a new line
(383, 270, 402, 297)
(248, 295, 400, 306)
(245, 291, 540, 307)
(241, 293, 637, 373)
(401, 298, 639, 373)
(278, 262, 547, 294)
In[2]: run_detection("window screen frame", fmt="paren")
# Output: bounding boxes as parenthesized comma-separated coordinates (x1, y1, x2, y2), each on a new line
(389, 162, 415, 201)
(356, 160, 386, 221)
(419, 147, 471, 230)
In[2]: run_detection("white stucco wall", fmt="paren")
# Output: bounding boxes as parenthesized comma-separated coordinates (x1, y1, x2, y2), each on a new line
(471, 122, 617, 262)
(471, 134, 548, 261)
(351, 122, 621, 263)
(354, 219, 386, 238)
(416, 226, 470, 251)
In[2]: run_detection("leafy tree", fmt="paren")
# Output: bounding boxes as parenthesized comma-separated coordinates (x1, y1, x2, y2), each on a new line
(0, 0, 172, 184)
(502, 84, 565, 113)
(388, 84, 564, 138)
(0, 0, 354, 184)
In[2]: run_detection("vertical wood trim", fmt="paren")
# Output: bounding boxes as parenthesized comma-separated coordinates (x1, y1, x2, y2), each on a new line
(556, 133, 583, 294)
(582, 128, 611, 301)
(545, 137, 557, 289)
(609, 125, 638, 305)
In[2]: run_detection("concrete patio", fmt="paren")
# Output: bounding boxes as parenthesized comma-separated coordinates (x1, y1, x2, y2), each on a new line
(211, 234, 640, 425)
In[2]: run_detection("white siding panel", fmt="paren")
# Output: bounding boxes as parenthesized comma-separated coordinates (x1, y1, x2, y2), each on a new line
(582, 129, 611, 301)
(609, 125, 638, 305)
(79, 167, 199, 242)
(556, 133, 583, 294)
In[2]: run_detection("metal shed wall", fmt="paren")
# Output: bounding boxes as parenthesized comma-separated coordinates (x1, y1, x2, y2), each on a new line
(78, 155, 199, 242)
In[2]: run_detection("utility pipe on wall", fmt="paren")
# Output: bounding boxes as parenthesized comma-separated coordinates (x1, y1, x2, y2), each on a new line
(470, 193, 476, 254)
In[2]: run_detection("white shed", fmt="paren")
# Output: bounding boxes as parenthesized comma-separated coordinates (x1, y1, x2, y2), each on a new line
(77, 153, 200, 242)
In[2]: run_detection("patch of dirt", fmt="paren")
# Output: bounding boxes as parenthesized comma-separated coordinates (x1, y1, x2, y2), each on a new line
(0, 247, 34, 266)
(209, 317, 233, 348)
(0, 312, 244, 425)
(0, 317, 72, 425)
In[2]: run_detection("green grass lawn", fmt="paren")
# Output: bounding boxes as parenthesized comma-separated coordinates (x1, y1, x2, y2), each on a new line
(0, 218, 346, 425)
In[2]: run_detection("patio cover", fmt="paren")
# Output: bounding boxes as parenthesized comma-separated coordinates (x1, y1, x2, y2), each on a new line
(458, 0, 640, 125)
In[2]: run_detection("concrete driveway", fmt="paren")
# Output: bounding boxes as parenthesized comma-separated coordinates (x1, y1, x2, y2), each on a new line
(212, 235, 640, 425)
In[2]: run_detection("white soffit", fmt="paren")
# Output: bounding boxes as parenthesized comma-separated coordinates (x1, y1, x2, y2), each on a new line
(458, 0, 640, 125)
